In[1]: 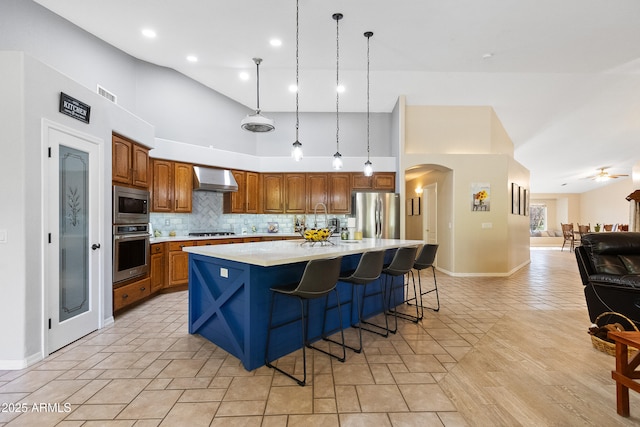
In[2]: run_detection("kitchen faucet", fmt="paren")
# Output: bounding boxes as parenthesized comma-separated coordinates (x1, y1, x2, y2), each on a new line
(313, 203, 328, 229)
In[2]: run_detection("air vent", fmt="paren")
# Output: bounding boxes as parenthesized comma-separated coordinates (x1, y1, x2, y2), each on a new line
(97, 84, 117, 104)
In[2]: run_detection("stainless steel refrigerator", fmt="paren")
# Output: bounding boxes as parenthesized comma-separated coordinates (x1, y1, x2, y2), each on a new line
(352, 192, 400, 239)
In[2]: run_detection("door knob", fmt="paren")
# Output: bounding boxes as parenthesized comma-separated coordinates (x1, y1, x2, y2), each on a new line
(91, 243, 101, 250)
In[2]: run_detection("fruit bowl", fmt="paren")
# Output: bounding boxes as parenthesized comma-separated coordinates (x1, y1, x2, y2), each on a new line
(300, 227, 336, 246)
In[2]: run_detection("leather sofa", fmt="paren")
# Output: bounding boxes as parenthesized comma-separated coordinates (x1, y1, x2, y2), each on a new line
(575, 232, 640, 326)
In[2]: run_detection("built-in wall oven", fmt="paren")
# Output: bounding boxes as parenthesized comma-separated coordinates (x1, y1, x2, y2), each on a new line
(113, 223, 150, 284)
(113, 185, 150, 285)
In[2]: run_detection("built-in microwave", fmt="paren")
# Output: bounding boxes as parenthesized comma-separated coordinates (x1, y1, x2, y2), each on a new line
(113, 185, 149, 224)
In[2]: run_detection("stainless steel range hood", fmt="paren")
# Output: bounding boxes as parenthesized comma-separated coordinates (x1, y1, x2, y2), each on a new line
(193, 166, 238, 192)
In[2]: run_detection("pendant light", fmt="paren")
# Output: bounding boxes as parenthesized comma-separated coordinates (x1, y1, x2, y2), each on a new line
(291, 0, 303, 161)
(332, 13, 343, 170)
(241, 58, 275, 133)
(363, 31, 374, 177)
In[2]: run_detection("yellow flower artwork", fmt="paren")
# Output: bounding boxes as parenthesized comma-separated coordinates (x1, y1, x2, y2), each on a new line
(471, 183, 490, 211)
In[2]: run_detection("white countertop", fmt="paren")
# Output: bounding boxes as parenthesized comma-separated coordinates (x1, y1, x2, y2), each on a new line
(183, 238, 424, 267)
(150, 233, 300, 244)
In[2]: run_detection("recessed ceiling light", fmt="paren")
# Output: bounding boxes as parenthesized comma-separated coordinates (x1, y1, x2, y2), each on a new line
(186, 55, 198, 63)
(141, 28, 157, 38)
(288, 84, 298, 93)
(337, 85, 345, 93)
(239, 72, 250, 81)
(270, 39, 282, 47)
(482, 52, 494, 59)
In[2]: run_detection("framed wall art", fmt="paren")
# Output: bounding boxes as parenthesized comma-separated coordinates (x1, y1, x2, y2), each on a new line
(511, 183, 520, 214)
(471, 183, 490, 211)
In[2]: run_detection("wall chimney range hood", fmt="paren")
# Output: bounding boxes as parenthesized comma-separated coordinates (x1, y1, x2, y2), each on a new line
(193, 166, 238, 192)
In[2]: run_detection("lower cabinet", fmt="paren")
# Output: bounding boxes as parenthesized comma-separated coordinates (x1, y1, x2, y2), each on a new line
(113, 278, 151, 312)
(167, 241, 195, 289)
(150, 243, 164, 293)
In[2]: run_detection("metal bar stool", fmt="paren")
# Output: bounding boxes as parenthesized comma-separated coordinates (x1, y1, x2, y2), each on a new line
(328, 250, 387, 353)
(264, 256, 345, 386)
(409, 244, 440, 316)
(383, 246, 420, 331)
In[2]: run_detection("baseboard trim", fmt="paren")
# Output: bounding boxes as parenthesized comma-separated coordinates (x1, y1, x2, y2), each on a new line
(437, 259, 531, 277)
(0, 352, 43, 370)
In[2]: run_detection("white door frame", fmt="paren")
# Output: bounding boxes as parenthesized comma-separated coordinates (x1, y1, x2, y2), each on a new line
(41, 119, 105, 357)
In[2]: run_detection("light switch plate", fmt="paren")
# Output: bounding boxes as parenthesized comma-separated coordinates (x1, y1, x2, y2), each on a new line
(220, 267, 228, 278)
(0, 229, 6, 243)
(481, 223, 493, 229)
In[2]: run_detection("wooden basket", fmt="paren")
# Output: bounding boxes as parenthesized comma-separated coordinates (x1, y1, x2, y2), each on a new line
(590, 311, 639, 356)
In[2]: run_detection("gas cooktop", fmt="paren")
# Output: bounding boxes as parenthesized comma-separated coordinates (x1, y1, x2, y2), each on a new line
(188, 231, 236, 237)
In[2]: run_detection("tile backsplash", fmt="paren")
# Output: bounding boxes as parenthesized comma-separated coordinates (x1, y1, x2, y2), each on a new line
(150, 191, 348, 237)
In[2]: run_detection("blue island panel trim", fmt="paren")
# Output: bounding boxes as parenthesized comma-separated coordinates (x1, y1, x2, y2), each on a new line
(188, 250, 400, 371)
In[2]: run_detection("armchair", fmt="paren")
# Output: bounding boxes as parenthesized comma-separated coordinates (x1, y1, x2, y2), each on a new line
(575, 232, 640, 327)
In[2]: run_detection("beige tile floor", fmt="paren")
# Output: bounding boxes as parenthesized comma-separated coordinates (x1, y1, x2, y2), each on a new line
(1, 248, 639, 426)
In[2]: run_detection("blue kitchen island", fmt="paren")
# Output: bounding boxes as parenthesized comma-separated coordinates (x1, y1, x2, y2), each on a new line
(184, 238, 422, 371)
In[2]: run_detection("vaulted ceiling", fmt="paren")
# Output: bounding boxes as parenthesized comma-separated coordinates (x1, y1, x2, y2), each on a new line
(34, 0, 640, 193)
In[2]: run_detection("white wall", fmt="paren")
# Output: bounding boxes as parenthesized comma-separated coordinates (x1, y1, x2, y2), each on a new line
(579, 178, 635, 226)
(0, 52, 154, 368)
(0, 52, 27, 363)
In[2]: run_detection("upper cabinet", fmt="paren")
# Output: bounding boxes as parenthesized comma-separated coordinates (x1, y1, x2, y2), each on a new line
(223, 170, 259, 214)
(306, 174, 328, 212)
(151, 159, 192, 213)
(112, 134, 149, 188)
(351, 172, 395, 192)
(262, 173, 284, 214)
(285, 174, 306, 214)
(328, 173, 351, 214)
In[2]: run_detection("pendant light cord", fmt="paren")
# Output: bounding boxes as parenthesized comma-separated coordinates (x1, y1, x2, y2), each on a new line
(334, 13, 342, 154)
(295, 0, 299, 141)
(255, 58, 261, 112)
(366, 32, 371, 162)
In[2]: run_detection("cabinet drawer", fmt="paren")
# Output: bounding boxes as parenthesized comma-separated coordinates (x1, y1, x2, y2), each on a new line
(151, 243, 164, 254)
(114, 278, 151, 311)
(168, 240, 196, 251)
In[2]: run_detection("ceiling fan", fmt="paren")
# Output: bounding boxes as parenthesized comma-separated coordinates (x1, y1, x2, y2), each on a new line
(588, 167, 629, 182)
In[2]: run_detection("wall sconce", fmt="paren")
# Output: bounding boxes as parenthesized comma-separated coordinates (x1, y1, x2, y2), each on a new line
(415, 187, 423, 195)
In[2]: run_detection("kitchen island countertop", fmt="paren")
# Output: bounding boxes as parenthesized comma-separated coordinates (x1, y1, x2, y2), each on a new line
(183, 237, 423, 267)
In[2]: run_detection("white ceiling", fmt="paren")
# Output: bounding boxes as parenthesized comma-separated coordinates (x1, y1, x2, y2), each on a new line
(34, 0, 640, 193)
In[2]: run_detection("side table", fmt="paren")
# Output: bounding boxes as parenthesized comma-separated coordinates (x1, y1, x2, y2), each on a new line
(607, 331, 640, 417)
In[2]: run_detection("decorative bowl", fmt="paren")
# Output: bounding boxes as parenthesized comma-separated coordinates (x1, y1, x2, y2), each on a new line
(299, 227, 335, 246)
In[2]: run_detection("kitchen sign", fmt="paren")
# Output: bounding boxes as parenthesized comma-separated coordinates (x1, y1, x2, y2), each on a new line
(59, 92, 91, 124)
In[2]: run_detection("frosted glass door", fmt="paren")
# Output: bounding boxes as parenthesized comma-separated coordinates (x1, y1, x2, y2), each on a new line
(59, 145, 89, 321)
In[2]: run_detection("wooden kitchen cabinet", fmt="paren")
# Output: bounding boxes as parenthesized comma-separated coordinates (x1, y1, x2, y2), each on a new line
(328, 173, 351, 214)
(373, 172, 395, 191)
(285, 173, 306, 213)
(173, 162, 193, 212)
(262, 173, 284, 213)
(306, 174, 328, 213)
(351, 172, 396, 192)
(151, 159, 193, 212)
(223, 170, 259, 213)
(112, 134, 149, 188)
(166, 240, 195, 289)
(150, 243, 164, 293)
(113, 277, 151, 312)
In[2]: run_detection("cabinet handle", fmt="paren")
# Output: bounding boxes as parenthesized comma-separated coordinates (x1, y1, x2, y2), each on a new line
(122, 294, 129, 299)
(140, 287, 146, 291)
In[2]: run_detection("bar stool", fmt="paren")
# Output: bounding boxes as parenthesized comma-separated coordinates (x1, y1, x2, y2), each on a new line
(383, 246, 420, 331)
(264, 256, 345, 386)
(410, 244, 440, 316)
(331, 250, 387, 353)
